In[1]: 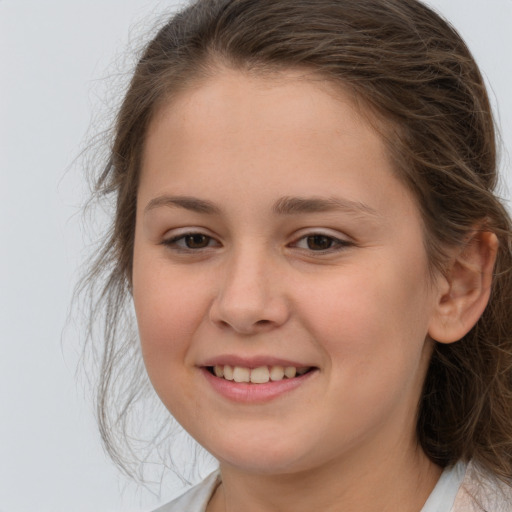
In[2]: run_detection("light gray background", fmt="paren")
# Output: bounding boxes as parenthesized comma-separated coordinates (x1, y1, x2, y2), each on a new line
(1, 1, 511, 511)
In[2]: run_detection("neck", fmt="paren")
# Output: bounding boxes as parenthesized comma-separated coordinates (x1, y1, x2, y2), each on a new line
(208, 442, 441, 512)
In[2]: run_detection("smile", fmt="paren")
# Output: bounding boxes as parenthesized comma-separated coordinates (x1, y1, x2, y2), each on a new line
(202, 364, 318, 403)
(208, 365, 313, 383)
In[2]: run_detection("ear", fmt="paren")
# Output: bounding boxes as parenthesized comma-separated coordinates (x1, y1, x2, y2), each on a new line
(428, 230, 498, 344)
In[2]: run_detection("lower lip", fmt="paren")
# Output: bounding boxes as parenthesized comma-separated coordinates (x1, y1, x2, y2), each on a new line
(201, 368, 317, 403)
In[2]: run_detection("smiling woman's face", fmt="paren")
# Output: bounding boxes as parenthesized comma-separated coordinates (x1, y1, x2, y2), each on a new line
(132, 69, 443, 475)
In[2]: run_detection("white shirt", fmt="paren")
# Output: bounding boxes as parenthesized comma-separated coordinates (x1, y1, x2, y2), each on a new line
(421, 461, 467, 511)
(153, 461, 512, 512)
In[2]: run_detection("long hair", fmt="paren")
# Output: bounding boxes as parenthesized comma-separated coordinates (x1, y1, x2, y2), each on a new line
(79, 0, 512, 481)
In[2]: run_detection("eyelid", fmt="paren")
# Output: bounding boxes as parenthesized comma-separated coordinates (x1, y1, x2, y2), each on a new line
(161, 227, 222, 250)
(289, 229, 354, 252)
(159, 227, 353, 253)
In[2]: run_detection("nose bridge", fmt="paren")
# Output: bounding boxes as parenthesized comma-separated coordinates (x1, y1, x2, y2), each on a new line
(210, 241, 288, 333)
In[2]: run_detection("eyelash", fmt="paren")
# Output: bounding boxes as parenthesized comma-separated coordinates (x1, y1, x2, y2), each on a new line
(291, 233, 353, 252)
(161, 231, 352, 254)
(162, 232, 220, 251)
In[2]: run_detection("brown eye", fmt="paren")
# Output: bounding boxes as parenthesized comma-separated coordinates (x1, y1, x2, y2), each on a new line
(306, 235, 334, 250)
(184, 234, 211, 248)
(162, 232, 218, 251)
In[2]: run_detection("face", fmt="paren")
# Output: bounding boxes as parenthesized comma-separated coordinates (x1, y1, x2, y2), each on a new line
(132, 69, 442, 476)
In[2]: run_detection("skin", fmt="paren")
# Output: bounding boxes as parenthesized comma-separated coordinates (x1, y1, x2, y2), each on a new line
(132, 68, 482, 511)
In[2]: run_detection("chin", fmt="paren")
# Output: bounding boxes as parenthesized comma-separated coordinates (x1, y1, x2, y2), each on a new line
(208, 437, 318, 475)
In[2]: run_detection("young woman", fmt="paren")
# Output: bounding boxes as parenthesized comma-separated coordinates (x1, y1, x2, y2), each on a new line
(82, 1, 512, 510)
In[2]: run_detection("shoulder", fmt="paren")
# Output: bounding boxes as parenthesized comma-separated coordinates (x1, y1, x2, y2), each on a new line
(152, 471, 221, 512)
(452, 461, 512, 512)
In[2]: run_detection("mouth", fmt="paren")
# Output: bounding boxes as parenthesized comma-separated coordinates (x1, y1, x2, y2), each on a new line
(201, 362, 318, 403)
(206, 365, 316, 384)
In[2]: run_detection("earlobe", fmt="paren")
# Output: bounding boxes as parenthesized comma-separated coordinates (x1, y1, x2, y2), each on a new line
(428, 230, 498, 344)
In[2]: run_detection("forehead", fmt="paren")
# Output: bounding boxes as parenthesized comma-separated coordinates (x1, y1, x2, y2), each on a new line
(140, 68, 417, 223)
(145, 70, 383, 171)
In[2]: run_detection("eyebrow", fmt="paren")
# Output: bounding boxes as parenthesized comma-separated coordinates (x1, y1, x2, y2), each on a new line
(272, 196, 380, 217)
(144, 195, 221, 215)
(144, 194, 379, 218)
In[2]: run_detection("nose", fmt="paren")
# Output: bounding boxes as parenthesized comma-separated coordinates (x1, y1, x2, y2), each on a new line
(209, 247, 290, 335)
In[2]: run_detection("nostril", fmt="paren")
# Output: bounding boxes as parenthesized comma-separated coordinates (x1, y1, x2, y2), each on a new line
(209, 293, 290, 334)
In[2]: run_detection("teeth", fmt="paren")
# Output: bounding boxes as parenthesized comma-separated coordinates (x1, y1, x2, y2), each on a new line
(233, 366, 250, 383)
(284, 366, 296, 378)
(250, 366, 270, 384)
(211, 364, 311, 383)
(223, 365, 234, 381)
(269, 365, 284, 381)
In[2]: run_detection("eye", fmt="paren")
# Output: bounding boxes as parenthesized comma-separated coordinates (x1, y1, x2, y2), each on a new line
(304, 234, 336, 251)
(181, 233, 212, 249)
(162, 232, 219, 250)
(292, 233, 352, 252)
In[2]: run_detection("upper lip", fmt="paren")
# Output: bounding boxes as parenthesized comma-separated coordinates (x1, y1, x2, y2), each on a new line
(200, 355, 315, 369)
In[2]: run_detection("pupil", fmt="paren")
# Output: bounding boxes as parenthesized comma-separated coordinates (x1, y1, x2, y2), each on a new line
(307, 235, 332, 250)
(186, 234, 209, 248)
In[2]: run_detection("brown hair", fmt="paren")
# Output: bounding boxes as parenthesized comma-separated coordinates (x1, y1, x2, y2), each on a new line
(81, 0, 512, 482)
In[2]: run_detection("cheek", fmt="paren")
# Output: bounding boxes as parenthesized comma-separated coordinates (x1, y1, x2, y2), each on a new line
(132, 255, 209, 377)
(299, 261, 433, 386)
(132, 270, 210, 415)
